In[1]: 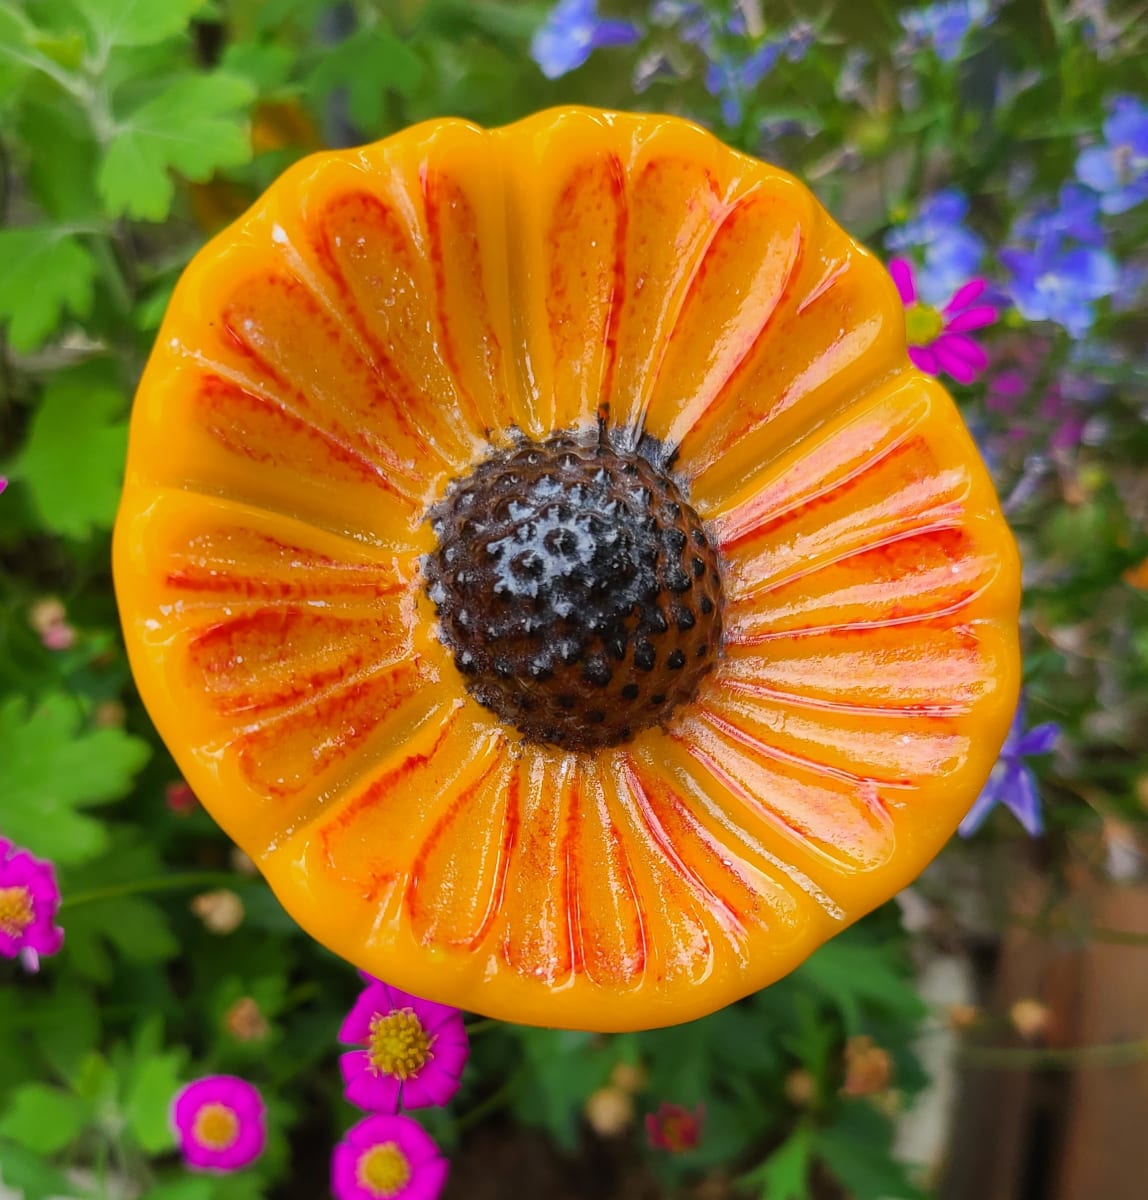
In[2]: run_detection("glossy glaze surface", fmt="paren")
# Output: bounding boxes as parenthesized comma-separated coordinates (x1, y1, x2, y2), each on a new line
(114, 108, 1020, 1030)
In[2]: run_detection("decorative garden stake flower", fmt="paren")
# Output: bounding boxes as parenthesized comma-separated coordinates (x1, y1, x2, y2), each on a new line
(645, 1102, 704, 1152)
(115, 108, 1021, 1031)
(171, 1076, 266, 1172)
(340, 975, 468, 1112)
(958, 702, 1059, 837)
(889, 258, 997, 383)
(332, 1113, 448, 1200)
(0, 837, 64, 973)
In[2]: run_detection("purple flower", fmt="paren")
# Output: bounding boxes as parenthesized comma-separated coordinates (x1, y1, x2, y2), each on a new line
(959, 704, 1060, 836)
(170, 1076, 266, 1172)
(1076, 95, 1148, 214)
(530, 0, 640, 80)
(886, 189, 986, 305)
(339, 976, 468, 1113)
(1000, 243, 1119, 338)
(900, 0, 994, 61)
(0, 837, 64, 973)
(332, 1113, 448, 1200)
(890, 258, 997, 384)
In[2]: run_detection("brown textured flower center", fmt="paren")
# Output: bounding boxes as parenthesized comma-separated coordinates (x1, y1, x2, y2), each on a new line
(368, 1009, 432, 1079)
(0, 887, 34, 937)
(425, 430, 724, 750)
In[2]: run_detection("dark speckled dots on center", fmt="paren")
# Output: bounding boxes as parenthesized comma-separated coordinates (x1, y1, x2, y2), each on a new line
(423, 428, 725, 751)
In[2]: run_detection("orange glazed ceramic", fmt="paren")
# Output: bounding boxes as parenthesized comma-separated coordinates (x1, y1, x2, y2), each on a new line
(114, 108, 1021, 1031)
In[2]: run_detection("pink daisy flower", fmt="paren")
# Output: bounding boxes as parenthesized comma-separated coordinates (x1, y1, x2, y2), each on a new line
(170, 1076, 266, 1172)
(339, 976, 468, 1113)
(889, 257, 998, 384)
(0, 837, 64, 973)
(332, 1113, 448, 1200)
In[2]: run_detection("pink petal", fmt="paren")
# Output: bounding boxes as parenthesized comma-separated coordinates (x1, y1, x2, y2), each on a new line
(430, 1039, 469, 1077)
(403, 992, 462, 1033)
(946, 304, 997, 333)
(907, 345, 939, 375)
(933, 336, 987, 384)
(339, 983, 390, 1044)
(341, 1052, 403, 1113)
(888, 257, 916, 305)
(944, 278, 987, 312)
(408, 1156, 449, 1200)
(400, 1065, 462, 1109)
(940, 333, 989, 371)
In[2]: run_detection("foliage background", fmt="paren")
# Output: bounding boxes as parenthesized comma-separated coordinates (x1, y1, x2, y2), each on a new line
(1, 0, 1146, 1197)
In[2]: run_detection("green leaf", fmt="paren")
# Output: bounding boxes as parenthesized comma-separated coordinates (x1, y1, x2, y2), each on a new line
(308, 28, 424, 133)
(34, 982, 102, 1083)
(220, 40, 295, 92)
(0, 1085, 90, 1154)
(99, 73, 256, 221)
(73, 0, 207, 50)
(739, 1127, 812, 1200)
(15, 366, 130, 539)
(0, 692, 150, 863)
(18, 97, 103, 220)
(0, 1140, 76, 1200)
(0, 229, 97, 351)
(124, 1049, 183, 1152)
(794, 936, 926, 1032)
(57, 834, 179, 981)
(815, 1103, 925, 1200)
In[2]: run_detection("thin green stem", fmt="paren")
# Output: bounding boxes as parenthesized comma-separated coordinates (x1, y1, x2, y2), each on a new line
(961, 1037, 1148, 1070)
(455, 1075, 518, 1132)
(61, 872, 253, 910)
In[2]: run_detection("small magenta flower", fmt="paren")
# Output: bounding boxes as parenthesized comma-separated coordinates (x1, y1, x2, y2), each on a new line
(332, 1113, 448, 1200)
(645, 1102, 704, 1153)
(171, 1076, 266, 1172)
(339, 976, 468, 1113)
(958, 703, 1060, 837)
(0, 837, 64, 973)
(889, 258, 997, 384)
(530, 0, 640, 80)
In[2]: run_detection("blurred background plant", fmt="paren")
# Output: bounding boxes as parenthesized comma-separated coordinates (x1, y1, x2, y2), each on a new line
(1, 1, 1146, 1198)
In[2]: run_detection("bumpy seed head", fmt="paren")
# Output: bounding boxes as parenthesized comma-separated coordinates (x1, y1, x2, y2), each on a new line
(424, 430, 725, 751)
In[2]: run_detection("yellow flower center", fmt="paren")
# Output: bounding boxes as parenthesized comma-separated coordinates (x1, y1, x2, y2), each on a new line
(368, 1008, 431, 1079)
(0, 886, 34, 937)
(904, 301, 945, 346)
(357, 1142, 412, 1197)
(192, 1103, 240, 1151)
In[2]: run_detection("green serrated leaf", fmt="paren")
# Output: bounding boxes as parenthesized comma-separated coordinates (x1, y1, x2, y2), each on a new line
(124, 1050, 183, 1152)
(99, 73, 256, 221)
(34, 983, 102, 1083)
(307, 28, 424, 133)
(18, 97, 103, 220)
(73, 0, 207, 50)
(0, 692, 150, 863)
(794, 935, 926, 1031)
(815, 1103, 925, 1200)
(15, 367, 130, 539)
(220, 41, 295, 92)
(0, 1140, 76, 1200)
(0, 1085, 90, 1154)
(739, 1127, 812, 1200)
(0, 229, 97, 351)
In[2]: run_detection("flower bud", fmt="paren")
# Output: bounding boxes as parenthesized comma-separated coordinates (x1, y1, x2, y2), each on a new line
(192, 889, 245, 935)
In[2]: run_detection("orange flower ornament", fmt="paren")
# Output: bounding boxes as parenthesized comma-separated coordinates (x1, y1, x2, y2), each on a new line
(115, 108, 1020, 1031)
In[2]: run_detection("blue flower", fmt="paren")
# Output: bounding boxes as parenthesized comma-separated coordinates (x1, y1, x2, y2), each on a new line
(1014, 184, 1105, 251)
(886, 189, 985, 305)
(900, 0, 994, 62)
(1000, 243, 1119, 338)
(1075, 95, 1148, 214)
(530, 0, 640, 80)
(959, 703, 1060, 837)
